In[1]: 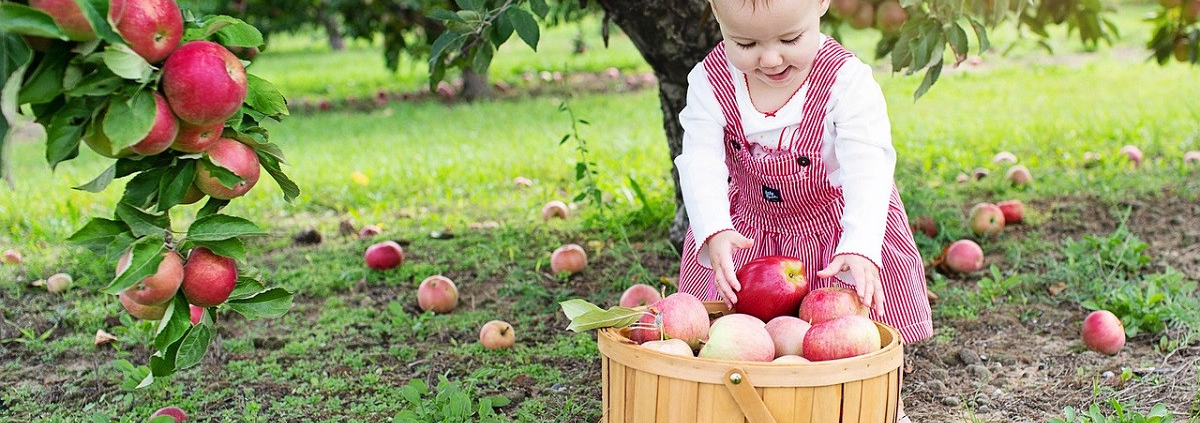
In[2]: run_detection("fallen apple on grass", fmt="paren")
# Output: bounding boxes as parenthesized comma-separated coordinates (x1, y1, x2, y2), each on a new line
(1119, 145, 1143, 168)
(365, 241, 404, 270)
(997, 199, 1025, 224)
(1183, 151, 1200, 165)
(733, 255, 808, 321)
(358, 225, 382, 239)
(550, 244, 588, 275)
(938, 239, 985, 273)
(969, 203, 1005, 236)
(150, 406, 188, 422)
(1006, 165, 1033, 185)
(619, 283, 661, 308)
(1081, 310, 1125, 356)
(541, 200, 570, 220)
(802, 315, 881, 361)
(992, 151, 1018, 164)
(911, 215, 938, 238)
(2, 249, 21, 265)
(799, 287, 869, 325)
(480, 320, 515, 350)
(417, 275, 459, 314)
(46, 273, 73, 294)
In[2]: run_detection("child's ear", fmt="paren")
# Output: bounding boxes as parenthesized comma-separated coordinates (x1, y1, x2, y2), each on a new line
(817, 0, 832, 16)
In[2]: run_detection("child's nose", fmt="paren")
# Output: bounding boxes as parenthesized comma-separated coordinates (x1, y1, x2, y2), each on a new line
(759, 50, 784, 68)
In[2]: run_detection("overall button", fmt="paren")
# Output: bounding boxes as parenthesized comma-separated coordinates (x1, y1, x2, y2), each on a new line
(730, 140, 741, 150)
(797, 156, 811, 166)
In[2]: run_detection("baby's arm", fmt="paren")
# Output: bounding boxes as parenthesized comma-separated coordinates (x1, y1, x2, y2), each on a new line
(823, 61, 896, 313)
(674, 63, 754, 306)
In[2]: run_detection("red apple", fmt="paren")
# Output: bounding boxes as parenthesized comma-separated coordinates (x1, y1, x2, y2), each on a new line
(1119, 145, 1143, 168)
(997, 199, 1025, 224)
(358, 225, 382, 239)
(513, 176, 533, 187)
(550, 244, 587, 275)
(162, 40, 247, 125)
(773, 355, 810, 363)
(628, 293, 710, 349)
(365, 241, 404, 270)
(911, 215, 938, 238)
(699, 314, 775, 362)
(798, 287, 869, 325)
(541, 200, 570, 220)
(29, 0, 96, 40)
(479, 320, 515, 350)
(765, 316, 811, 358)
(1082, 151, 1102, 167)
(117, 249, 184, 306)
(1006, 165, 1033, 185)
(194, 138, 261, 200)
(733, 255, 808, 321)
(181, 247, 238, 307)
(1081, 310, 1125, 356)
(619, 283, 662, 308)
(640, 339, 694, 357)
(803, 315, 881, 361)
(171, 121, 223, 153)
(992, 151, 1018, 164)
(109, 0, 183, 63)
(150, 406, 188, 422)
(46, 273, 73, 294)
(873, 1, 907, 33)
(417, 275, 459, 314)
(941, 239, 984, 273)
(2, 249, 21, 265)
(189, 304, 203, 325)
(1184, 151, 1200, 165)
(968, 202, 1005, 236)
(128, 92, 179, 156)
(119, 291, 168, 320)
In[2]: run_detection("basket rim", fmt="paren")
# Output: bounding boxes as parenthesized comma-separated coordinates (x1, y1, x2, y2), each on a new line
(597, 320, 903, 387)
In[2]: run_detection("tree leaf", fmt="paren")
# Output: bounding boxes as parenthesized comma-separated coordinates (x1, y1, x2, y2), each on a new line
(228, 273, 265, 301)
(505, 7, 539, 52)
(214, 20, 264, 48)
(565, 306, 643, 332)
(244, 74, 288, 117)
(45, 99, 91, 169)
(154, 294, 190, 351)
(174, 323, 212, 370)
(103, 90, 156, 150)
(559, 299, 603, 320)
(103, 237, 165, 295)
(186, 214, 265, 242)
(115, 202, 169, 238)
(257, 150, 299, 202)
(196, 198, 229, 219)
(67, 217, 129, 252)
(18, 46, 70, 104)
(120, 167, 167, 208)
(73, 163, 116, 193)
(191, 237, 246, 261)
(227, 288, 293, 319)
(528, 0, 550, 19)
(201, 157, 244, 189)
(99, 43, 153, 82)
(71, 0, 121, 44)
(0, 4, 67, 39)
(968, 18, 991, 53)
(913, 59, 943, 101)
(157, 159, 197, 212)
(68, 68, 122, 97)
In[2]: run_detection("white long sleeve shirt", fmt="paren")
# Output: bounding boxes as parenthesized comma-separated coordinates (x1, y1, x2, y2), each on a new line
(674, 36, 896, 267)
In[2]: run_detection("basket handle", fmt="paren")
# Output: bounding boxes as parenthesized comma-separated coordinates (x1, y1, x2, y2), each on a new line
(722, 368, 778, 423)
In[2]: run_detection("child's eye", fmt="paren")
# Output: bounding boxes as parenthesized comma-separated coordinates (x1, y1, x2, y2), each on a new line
(735, 41, 756, 49)
(782, 35, 802, 45)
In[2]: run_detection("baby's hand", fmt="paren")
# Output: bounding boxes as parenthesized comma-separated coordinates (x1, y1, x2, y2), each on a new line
(816, 254, 885, 316)
(704, 231, 754, 309)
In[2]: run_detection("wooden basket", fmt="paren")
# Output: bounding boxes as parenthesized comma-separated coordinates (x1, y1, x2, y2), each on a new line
(596, 302, 903, 423)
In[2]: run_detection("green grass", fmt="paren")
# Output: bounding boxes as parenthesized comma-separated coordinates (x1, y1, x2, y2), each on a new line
(4, 3, 1200, 421)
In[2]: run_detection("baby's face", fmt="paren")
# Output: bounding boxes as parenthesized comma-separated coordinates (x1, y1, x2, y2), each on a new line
(711, 0, 828, 88)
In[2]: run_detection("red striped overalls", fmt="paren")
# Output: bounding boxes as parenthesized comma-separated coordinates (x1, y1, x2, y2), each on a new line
(678, 39, 933, 344)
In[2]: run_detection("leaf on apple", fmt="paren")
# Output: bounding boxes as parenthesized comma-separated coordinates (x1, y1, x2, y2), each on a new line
(100, 44, 153, 82)
(0, 4, 67, 39)
(227, 288, 294, 319)
(103, 90, 157, 150)
(560, 299, 643, 332)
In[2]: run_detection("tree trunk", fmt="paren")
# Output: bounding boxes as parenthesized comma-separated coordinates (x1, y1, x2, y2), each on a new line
(461, 67, 491, 102)
(317, 7, 346, 51)
(594, 0, 722, 251)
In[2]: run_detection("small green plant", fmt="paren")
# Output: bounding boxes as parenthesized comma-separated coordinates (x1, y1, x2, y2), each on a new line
(1061, 220, 1151, 285)
(1049, 400, 1174, 423)
(927, 267, 1028, 319)
(1081, 271, 1200, 338)
(391, 376, 511, 423)
(557, 100, 608, 214)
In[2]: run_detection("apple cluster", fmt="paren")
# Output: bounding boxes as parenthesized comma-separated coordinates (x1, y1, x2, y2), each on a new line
(116, 246, 236, 325)
(622, 257, 885, 363)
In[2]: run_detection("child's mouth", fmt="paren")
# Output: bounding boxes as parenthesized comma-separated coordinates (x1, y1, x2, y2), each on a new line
(764, 67, 792, 81)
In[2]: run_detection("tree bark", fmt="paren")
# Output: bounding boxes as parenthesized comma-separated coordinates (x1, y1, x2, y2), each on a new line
(317, 7, 346, 51)
(460, 67, 491, 102)
(594, 0, 722, 251)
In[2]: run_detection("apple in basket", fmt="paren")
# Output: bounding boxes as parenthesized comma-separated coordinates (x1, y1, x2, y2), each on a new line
(733, 255, 808, 321)
(699, 314, 775, 362)
(803, 315, 881, 361)
(628, 293, 709, 349)
(799, 287, 869, 325)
